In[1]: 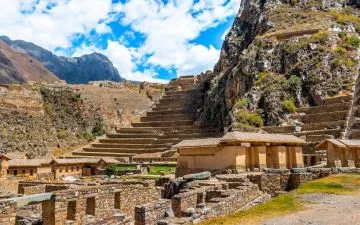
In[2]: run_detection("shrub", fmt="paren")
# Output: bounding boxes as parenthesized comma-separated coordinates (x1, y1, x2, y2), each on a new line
(40, 86, 51, 98)
(92, 120, 105, 137)
(282, 99, 297, 113)
(235, 110, 264, 128)
(105, 164, 118, 177)
(345, 35, 360, 48)
(255, 72, 269, 86)
(234, 98, 248, 110)
(43, 103, 53, 116)
(57, 130, 70, 139)
(284, 75, 302, 97)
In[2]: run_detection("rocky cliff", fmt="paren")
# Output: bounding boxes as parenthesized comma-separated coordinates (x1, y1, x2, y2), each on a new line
(0, 36, 125, 84)
(0, 40, 59, 84)
(200, 0, 360, 131)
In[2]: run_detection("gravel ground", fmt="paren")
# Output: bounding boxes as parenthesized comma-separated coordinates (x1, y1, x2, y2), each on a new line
(261, 192, 360, 225)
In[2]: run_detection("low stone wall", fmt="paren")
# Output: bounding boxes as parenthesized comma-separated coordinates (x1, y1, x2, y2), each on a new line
(0, 179, 19, 194)
(120, 184, 162, 217)
(19, 184, 46, 195)
(172, 188, 209, 217)
(135, 199, 171, 225)
(0, 200, 16, 225)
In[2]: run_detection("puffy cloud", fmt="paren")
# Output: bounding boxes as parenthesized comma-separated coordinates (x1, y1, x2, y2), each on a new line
(0, 0, 113, 49)
(0, 0, 242, 82)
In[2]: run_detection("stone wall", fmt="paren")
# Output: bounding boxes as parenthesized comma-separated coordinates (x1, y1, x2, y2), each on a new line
(0, 179, 19, 194)
(19, 184, 46, 195)
(135, 199, 172, 225)
(0, 200, 16, 225)
(172, 188, 208, 217)
(119, 184, 162, 217)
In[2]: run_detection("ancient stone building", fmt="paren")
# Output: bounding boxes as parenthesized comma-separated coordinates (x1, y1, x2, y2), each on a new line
(0, 155, 10, 178)
(7, 159, 52, 178)
(316, 139, 360, 168)
(175, 131, 305, 177)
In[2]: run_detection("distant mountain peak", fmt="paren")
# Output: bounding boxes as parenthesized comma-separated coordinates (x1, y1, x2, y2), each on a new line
(0, 36, 125, 84)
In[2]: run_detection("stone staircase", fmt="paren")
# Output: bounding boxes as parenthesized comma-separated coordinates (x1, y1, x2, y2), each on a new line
(263, 95, 353, 165)
(71, 75, 220, 162)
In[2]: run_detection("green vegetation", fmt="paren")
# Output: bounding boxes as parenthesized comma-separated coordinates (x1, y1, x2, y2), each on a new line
(345, 35, 360, 48)
(234, 110, 264, 128)
(330, 10, 360, 32)
(284, 30, 330, 53)
(43, 103, 53, 116)
(57, 130, 70, 139)
(200, 193, 303, 225)
(105, 164, 176, 177)
(92, 119, 105, 137)
(148, 165, 176, 175)
(234, 98, 248, 110)
(40, 86, 51, 98)
(282, 98, 297, 113)
(199, 174, 360, 225)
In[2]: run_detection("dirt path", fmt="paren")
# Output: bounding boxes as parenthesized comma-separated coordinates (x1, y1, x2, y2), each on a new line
(261, 192, 360, 225)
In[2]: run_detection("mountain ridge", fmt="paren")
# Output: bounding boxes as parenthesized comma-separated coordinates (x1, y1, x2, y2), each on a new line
(0, 36, 125, 84)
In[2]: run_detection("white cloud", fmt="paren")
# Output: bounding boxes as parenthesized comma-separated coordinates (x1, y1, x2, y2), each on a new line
(0, 0, 113, 49)
(115, 0, 241, 78)
(0, 0, 242, 82)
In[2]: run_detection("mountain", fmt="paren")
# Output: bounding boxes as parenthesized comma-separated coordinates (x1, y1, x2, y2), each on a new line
(0, 36, 125, 84)
(0, 40, 59, 84)
(199, 0, 360, 131)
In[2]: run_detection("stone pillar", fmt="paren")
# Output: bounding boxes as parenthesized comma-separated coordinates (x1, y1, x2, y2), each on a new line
(276, 146, 287, 169)
(0, 200, 16, 225)
(288, 146, 304, 168)
(253, 146, 267, 170)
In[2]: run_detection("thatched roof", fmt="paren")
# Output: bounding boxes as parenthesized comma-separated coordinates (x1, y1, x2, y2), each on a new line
(51, 158, 100, 165)
(315, 139, 360, 150)
(8, 159, 51, 167)
(100, 157, 120, 164)
(174, 138, 222, 148)
(222, 131, 306, 145)
(174, 132, 305, 149)
(5, 152, 30, 160)
(315, 139, 348, 150)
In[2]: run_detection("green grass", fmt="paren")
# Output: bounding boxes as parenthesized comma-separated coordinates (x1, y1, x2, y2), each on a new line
(199, 174, 360, 225)
(148, 165, 176, 175)
(200, 194, 303, 225)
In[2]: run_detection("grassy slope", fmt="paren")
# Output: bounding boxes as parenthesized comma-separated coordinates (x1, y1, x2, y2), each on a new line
(200, 174, 360, 225)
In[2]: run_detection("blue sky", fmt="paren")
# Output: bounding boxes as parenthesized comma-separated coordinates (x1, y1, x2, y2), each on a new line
(0, 0, 241, 82)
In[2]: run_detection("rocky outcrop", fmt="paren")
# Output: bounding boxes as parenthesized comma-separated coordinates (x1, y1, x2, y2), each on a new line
(0, 36, 125, 84)
(0, 40, 59, 84)
(200, 0, 360, 131)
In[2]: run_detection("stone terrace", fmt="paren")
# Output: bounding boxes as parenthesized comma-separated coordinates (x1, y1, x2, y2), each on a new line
(72, 75, 221, 162)
(264, 95, 352, 165)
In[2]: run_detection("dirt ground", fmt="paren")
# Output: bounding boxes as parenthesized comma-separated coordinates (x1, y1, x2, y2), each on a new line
(262, 192, 360, 225)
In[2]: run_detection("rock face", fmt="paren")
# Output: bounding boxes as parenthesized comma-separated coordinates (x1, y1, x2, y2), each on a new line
(199, 0, 360, 131)
(0, 40, 59, 84)
(0, 36, 125, 84)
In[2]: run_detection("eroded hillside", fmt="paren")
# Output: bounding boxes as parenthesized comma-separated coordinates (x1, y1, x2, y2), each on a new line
(0, 82, 163, 157)
(200, 0, 360, 131)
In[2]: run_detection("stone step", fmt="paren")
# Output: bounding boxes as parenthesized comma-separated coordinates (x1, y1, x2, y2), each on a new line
(131, 120, 194, 127)
(151, 106, 196, 112)
(263, 126, 296, 134)
(167, 85, 197, 91)
(91, 143, 172, 149)
(115, 128, 158, 134)
(291, 110, 348, 124)
(99, 138, 155, 144)
(116, 126, 216, 134)
(293, 128, 342, 138)
(321, 95, 352, 105)
(83, 147, 166, 154)
(146, 109, 189, 116)
(159, 132, 221, 139)
(305, 135, 335, 143)
(73, 151, 136, 158)
(164, 89, 202, 96)
(107, 133, 160, 139)
(154, 103, 194, 110)
(161, 93, 203, 101)
(297, 102, 350, 114)
(140, 114, 194, 122)
(158, 98, 202, 105)
(301, 120, 345, 131)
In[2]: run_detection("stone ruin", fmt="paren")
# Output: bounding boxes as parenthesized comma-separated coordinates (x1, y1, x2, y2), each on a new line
(1, 166, 357, 225)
